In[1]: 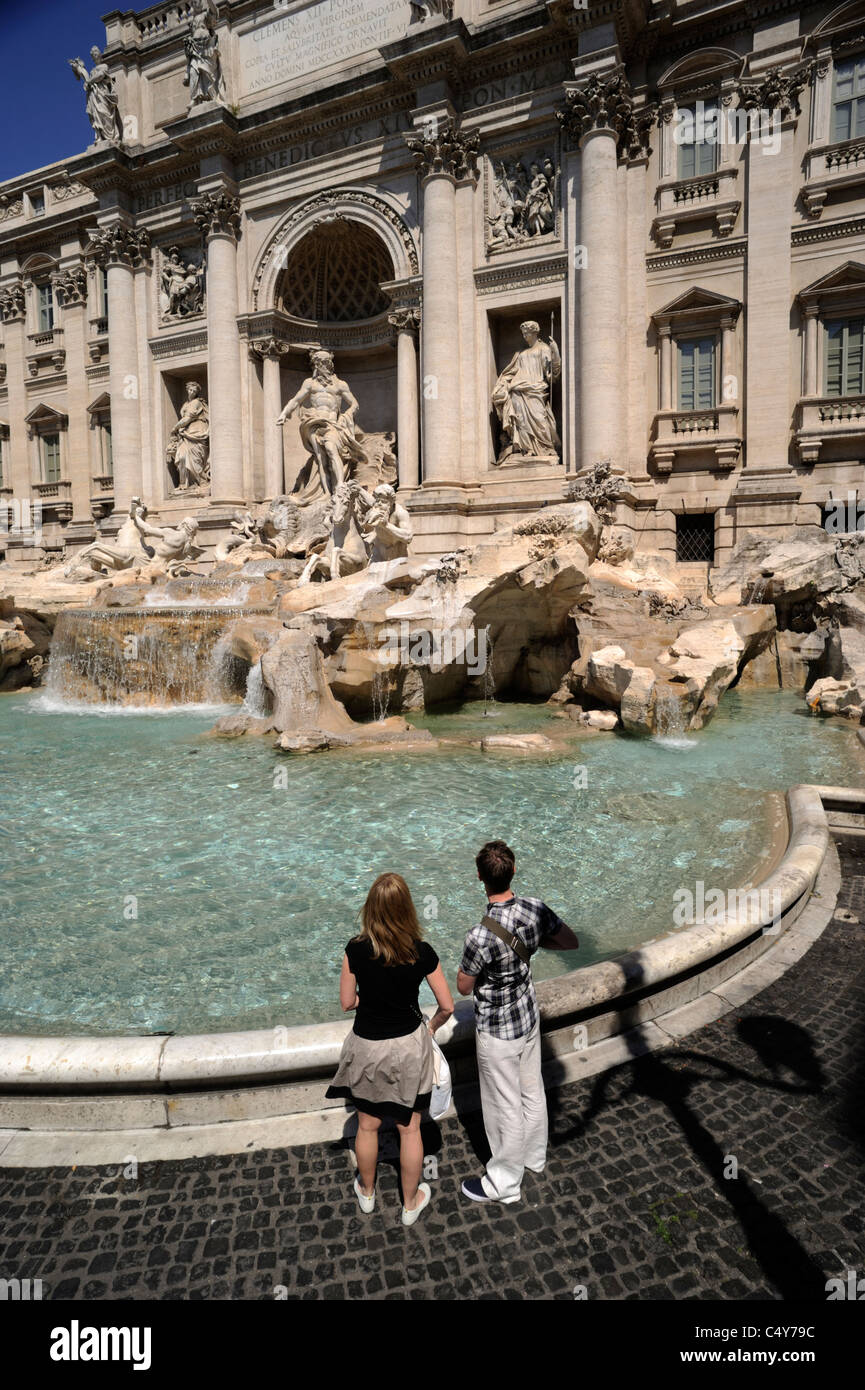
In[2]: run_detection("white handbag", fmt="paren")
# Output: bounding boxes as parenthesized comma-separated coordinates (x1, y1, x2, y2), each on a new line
(429, 1035, 452, 1121)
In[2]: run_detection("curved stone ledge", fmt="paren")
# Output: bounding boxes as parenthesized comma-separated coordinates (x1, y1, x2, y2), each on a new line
(0, 784, 849, 1124)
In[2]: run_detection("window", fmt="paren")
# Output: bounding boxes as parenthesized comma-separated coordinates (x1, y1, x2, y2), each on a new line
(101, 422, 113, 476)
(37, 282, 54, 332)
(29, 191, 45, 218)
(101, 267, 109, 320)
(677, 103, 719, 179)
(833, 55, 865, 143)
(825, 317, 865, 396)
(678, 336, 717, 410)
(42, 433, 61, 483)
(676, 513, 715, 564)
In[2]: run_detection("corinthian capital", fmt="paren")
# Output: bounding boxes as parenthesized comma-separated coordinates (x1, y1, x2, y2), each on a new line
(250, 336, 288, 360)
(52, 265, 89, 308)
(557, 69, 657, 158)
(191, 190, 241, 241)
(737, 64, 809, 120)
(405, 121, 480, 182)
(388, 307, 420, 333)
(89, 225, 152, 267)
(0, 280, 26, 322)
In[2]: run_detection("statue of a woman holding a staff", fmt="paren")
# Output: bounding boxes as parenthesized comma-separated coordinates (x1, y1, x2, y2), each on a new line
(491, 316, 561, 463)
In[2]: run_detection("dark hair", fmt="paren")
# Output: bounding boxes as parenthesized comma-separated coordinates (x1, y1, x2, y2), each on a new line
(476, 840, 515, 894)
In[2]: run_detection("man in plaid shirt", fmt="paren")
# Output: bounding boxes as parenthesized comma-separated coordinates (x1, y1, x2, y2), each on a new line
(457, 840, 579, 1204)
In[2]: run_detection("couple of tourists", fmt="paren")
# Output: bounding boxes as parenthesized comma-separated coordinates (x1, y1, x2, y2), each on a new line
(325, 841, 579, 1225)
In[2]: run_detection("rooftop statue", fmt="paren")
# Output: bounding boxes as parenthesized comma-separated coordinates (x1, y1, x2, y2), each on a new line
(184, 0, 224, 106)
(69, 48, 123, 146)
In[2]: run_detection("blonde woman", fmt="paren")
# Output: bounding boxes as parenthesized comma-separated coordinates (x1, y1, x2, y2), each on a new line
(326, 874, 454, 1226)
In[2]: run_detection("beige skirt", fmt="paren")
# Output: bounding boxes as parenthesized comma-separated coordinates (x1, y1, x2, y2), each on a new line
(325, 1021, 434, 1125)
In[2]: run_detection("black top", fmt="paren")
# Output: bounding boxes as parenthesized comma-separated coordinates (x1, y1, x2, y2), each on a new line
(346, 937, 439, 1040)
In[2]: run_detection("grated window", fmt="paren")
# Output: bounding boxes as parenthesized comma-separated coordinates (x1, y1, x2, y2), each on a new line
(676, 513, 715, 563)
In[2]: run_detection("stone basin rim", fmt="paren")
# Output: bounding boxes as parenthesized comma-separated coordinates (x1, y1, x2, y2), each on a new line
(0, 782, 852, 1094)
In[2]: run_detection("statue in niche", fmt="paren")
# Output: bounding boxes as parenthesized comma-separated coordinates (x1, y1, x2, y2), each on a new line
(69, 48, 124, 146)
(160, 248, 205, 320)
(492, 320, 561, 464)
(184, 0, 224, 106)
(166, 382, 211, 492)
(487, 154, 557, 250)
(277, 349, 368, 498)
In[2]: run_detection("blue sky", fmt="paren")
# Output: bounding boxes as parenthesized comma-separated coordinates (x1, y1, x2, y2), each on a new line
(0, 0, 109, 181)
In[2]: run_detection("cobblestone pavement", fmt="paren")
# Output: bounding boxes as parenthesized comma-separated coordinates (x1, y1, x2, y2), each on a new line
(1, 849, 863, 1302)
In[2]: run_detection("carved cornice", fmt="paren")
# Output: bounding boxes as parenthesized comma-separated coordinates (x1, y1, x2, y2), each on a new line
(148, 327, 209, 361)
(190, 190, 241, 241)
(51, 265, 88, 308)
(0, 281, 26, 322)
(737, 65, 809, 120)
(556, 69, 657, 159)
(405, 121, 480, 182)
(646, 238, 747, 273)
(88, 224, 152, 267)
(473, 252, 567, 297)
(792, 215, 865, 247)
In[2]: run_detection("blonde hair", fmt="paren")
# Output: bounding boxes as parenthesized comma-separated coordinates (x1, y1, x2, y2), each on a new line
(357, 873, 423, 966)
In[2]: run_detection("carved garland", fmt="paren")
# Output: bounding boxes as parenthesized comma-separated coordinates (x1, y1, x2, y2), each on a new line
(737, 64, 809, 119)
(51, 266, 89, 308)
(0, 282, 26, 322)
(253, 189, 420, 311)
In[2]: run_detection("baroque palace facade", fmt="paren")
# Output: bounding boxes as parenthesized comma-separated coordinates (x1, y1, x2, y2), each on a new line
(3, 0, 865, 566)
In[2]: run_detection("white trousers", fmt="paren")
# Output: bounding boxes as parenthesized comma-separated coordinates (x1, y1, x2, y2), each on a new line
(476, 1019, 547, 1202)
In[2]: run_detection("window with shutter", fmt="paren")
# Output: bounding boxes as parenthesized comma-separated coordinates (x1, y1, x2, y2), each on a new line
(43, 434, 61, 484)
(37, 283, 54, 332)
(677, 104, 718, 180)
(832, 56, 865, 143)
(824, 319, 865, 396)
(678, 337, 717, 410)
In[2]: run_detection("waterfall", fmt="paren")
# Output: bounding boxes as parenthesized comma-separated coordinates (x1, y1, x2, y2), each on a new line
(242, 659, 272, 718)
(482, 626, 498, 717)
(44, 607, 255, 709)
(747, 576, 770, 605)
(652, 685, 697, 748)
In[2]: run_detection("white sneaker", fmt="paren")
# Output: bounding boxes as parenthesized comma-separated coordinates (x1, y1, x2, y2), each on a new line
(353, 1176, 375, 1214)
(401, 1182, 431, 1226)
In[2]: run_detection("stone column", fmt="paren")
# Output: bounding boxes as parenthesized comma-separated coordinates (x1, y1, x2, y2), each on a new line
(720, 313, 738, 401)
(192, 190, 244, 505)
(659, 326, 673, 410)
(53, 264, 92, 525)
(803, 304, 819, 396)
(388, 308, 420, 491)
(558, 71, 656, 473)
(739, 67, 808, 469)
(89, 225, 151, 512)
(406, 121, 479, 488)
(0, 283, 29, 502)
(252, 338, 287, 499)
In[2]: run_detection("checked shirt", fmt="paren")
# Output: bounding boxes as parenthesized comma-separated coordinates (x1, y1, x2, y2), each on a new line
(459, 894, 567, 1040)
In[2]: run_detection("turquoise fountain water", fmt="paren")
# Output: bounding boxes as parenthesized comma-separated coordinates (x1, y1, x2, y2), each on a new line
(0, 689, 860, 1036)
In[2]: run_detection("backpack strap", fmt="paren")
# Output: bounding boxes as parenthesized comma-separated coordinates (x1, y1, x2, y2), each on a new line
(481, 913, 531, 966)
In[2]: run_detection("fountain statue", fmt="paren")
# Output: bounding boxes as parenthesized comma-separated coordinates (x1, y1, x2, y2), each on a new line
(357, 483, 413, 563)
(63, 510, 145, 581)
(69, 48, 124, 146)
(166, 382, 210, 493)
(130, 501, 202, 576)
(491, 319, 561, 464)
(298, 482, 369, 585)
(277, 348, 367, 498)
